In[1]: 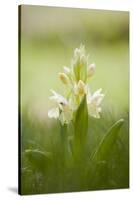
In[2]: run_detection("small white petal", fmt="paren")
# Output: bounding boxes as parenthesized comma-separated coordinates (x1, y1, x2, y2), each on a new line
(50, 90, 68, 105)
(63, 66, 70, 74)
(91, 88, 104, 104)
(48, 107, 59, 119)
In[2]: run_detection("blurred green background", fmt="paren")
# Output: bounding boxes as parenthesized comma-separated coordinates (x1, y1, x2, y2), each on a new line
(20, 5, 129, 119)
(20, 5, 129, 194)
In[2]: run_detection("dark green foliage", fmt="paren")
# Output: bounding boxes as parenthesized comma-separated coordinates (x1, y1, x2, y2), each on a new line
(92, 119, 124, 162)
(24, 149, 52, 172)
(20, 108, 129, 194)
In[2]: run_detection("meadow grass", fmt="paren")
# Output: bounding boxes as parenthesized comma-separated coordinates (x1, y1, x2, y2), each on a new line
(19, 7, 129, 195)
(20, 106, 129, 194)
(20, 40, 129, 195)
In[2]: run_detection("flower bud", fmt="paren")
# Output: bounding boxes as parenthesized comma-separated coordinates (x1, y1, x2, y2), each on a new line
(80, 55, 86, 66)
(59, 72, 69, 85)
(63, 66, 70, 74)
(87, 63, 96, 77)
(74, 48, 80, 58)
(77, 80, 86, 96)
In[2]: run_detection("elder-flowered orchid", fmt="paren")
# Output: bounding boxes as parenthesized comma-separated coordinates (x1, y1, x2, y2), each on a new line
(48, 90, 73, 125)
(71, 44, 89, 82)
(48, 45, 104, 124)
(87, 88, 105, 118)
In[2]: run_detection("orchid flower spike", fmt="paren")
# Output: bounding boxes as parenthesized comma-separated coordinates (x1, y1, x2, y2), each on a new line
(48, 45, 104, 124)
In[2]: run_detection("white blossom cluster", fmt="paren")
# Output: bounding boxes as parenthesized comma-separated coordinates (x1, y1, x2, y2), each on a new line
(48, 45, 104, 125)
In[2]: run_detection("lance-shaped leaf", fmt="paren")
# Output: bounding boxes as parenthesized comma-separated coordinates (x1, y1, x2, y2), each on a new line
(75, 95, 88, 136)
(91, 119, 124, 162)
(73, 95, 88, 160)
(86, 119, 124, 187)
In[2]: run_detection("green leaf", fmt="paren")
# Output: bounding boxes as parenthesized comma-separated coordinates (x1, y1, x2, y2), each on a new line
(75, 95, 88, 138)
(86, 119, 124, 187)
(73, 95, 88, 160)
(91, 119, 124, 162)
(24, 149, 52, 172)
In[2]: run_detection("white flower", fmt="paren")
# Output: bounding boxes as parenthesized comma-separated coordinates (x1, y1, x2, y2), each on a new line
(63, 66, 70, 74)
(48, 45, 105, 124)
(48, 107, 59, 119)
(87, 63, 96, 78)
(49, 90, 68, 105)
(87, 88, 104, 118)
(48, 90, 73, 125)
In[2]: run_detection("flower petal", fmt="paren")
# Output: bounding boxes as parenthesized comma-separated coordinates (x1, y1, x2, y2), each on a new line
(48, 107, 59, 119)
(50, 90, 68, 105)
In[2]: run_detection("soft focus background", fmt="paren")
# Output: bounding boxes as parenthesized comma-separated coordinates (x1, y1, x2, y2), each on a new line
(20, 5, 129, 118)
(20, 5, 129, 194)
